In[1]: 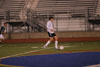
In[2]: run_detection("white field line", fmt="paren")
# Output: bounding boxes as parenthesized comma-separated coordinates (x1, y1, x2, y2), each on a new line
(63, 44, 79, 48)
(64, 46, 71, 47)
(82, 64, 100, 67)
(31, 47, 39, 48)
(0, 47, 53, 59)
(0, 45, 73, 59)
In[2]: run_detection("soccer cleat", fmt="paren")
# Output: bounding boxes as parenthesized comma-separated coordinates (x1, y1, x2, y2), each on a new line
(55, 47, 59, 49)
(43, 46, 47, 48)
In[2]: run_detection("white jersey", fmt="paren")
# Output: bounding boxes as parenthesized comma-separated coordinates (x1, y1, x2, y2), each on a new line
(46, 21, 54, 33)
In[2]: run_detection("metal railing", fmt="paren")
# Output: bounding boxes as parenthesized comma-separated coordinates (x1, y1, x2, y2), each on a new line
(26, 9, 46, 32)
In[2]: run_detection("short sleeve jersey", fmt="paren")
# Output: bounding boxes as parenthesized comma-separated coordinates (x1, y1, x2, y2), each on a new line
(0, 26, 5, 34)
(46, 21, 54, 33)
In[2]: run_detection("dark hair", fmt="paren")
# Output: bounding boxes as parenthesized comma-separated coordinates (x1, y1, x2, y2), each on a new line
(4, 22, 7, 25)
(49, 17, 54, 20)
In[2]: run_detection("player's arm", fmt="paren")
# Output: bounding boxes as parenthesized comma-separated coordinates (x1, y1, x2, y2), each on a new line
(50, 29, 54, 32)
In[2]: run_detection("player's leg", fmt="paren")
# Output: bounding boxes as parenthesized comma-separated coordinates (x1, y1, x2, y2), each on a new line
(44, 37, 53, 48)
(54, 36, 58, 49)
(0, 39, 4, 44)
(44, 32, 54, 48)
(0, 39, 2, 43)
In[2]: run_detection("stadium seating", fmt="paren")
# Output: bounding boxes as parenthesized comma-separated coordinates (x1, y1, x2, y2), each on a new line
(36, 0, 98, 16)
(0, 0, 99, 32)
(0, 0, 5, 20)
(0, 9, 5, 20)
(3, 0, 26, 19)
(96, 0, 100, 15)
(32, 0, 98, 31)
(77, 0, 98, 17)
(0, 0, 5, 8)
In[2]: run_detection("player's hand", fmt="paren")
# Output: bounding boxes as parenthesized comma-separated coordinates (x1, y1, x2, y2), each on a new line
(51, 29, 54, 32)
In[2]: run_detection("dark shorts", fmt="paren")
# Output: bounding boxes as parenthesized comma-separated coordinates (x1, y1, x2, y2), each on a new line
(48, 32, 56, 37)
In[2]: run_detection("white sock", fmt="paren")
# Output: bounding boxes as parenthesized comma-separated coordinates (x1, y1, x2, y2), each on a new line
(44, 41, 51, 47)
(55, 41, 58, 49)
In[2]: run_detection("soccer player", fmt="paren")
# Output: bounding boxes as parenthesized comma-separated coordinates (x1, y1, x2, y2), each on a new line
(0, 22, 7, 43)
(43, 17, 58, 49)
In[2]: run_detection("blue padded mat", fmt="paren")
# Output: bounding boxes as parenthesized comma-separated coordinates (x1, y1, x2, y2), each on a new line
(1, 52, 100, 67)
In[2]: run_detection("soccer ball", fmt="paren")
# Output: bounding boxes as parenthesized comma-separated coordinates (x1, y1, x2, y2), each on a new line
(59, 45, 64, 50)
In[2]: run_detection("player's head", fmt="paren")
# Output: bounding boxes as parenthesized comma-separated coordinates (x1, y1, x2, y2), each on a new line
(49, 17, 54, 22)
(4, 22, 7, 27)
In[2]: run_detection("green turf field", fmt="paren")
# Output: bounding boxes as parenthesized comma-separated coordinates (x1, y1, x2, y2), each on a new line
(0, 41, 100, 67)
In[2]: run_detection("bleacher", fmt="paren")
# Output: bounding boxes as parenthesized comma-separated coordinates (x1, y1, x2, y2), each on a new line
(0, 0, 5, 8)
(0, 9, 5, 20)
(0, 0, 100, 32)
(0, 0, 6, 20)
(3, 0, 26, 20)
(96, 0, 100, 15)
(36, 0, 98, 16)
(0, 0, 29, 33)
(77, 0, 98, 17)
(32, 0, 98, 31)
